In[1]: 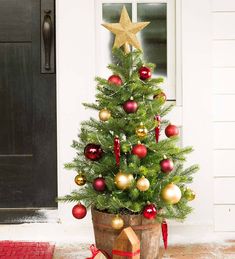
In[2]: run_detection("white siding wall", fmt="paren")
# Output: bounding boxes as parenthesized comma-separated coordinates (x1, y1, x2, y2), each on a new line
(212, 0, 235, 231)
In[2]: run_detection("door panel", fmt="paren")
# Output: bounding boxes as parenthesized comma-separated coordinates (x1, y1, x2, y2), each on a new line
(0, 156, 33, 207)
(0, 0, 32, 42)
(0, 43, 33, 154)
(0, 0, 57, 210)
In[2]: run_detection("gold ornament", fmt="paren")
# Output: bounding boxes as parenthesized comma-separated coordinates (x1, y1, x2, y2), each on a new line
(153, 90, 166, 103)
(99, 108, 111, 121)
(102, 6, 150, 53)
(136, 123, 148, 138)
(74, 173, 86, 186)
(136, 176, 150, 192)
(185, 188, 196, 201)
(111, 215, 124, 230)
(114, 172, 132, 190)
(161, 183, 182, 205)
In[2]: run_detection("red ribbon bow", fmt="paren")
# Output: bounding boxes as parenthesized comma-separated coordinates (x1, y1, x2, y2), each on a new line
(86, 244, 111, 259)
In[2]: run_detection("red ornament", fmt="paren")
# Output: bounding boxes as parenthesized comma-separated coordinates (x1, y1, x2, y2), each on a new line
(143, 204, 157, 219)
(93, 177, 106, 192)
(160, 158, 174, 173)
(154, 91, 167, 102)
(165, 124, 179, 138)
(123, 99, 138, 114)
(155, 115, 161, 143)
(161, 220, 168, 249)
(114, 136, 121, 166)
(132, 143, 147, 159)
(139, 66, 151, 80)
(108, 75, 122, 86)
(72, 204, 87, 219)
(84, 144, 103, 161)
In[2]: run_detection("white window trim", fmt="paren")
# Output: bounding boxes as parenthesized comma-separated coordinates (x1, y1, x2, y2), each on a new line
(95, 0, 182, 126)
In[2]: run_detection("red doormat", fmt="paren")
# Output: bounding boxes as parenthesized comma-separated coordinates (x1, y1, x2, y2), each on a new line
(0, 241, 55, 259)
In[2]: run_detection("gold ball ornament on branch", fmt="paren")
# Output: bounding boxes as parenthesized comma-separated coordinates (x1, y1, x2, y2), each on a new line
(114, 172, 133, 190)
(136, 123, 148, 138)
(99, 108, 111, 122)
(74, 173, 86, 186)
(184, 188, 196, 201)
(153, 90, 167, 103)
(136, 176, 150, 192)
(111, 215, 124, 230)
(161, 183, 182, 205)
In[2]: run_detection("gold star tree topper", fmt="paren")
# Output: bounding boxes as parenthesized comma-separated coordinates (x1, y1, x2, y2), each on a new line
(102, 6, 150, 53)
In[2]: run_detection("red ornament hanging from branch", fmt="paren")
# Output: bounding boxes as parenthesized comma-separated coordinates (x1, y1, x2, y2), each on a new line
(114, 136, 121, 166)
(72, 204, 87, 219)
(155, 115, 161, 143)
(161, 219, 168, 249)
(108, 75, 123, 86)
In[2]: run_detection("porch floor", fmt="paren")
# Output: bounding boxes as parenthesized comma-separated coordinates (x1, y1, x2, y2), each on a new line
(53, 241, 235, 258)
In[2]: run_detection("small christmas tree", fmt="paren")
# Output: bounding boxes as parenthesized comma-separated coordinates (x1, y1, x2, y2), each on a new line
(60, 6, 198, 248)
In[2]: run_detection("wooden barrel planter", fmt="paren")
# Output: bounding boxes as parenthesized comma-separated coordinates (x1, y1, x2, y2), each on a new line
(91, 207, 161, 259)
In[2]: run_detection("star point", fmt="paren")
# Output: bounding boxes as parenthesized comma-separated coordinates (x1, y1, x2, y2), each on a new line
(102, 6, 150, 53)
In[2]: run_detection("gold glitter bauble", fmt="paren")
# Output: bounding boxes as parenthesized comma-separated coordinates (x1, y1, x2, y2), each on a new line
(111, 215, 124, 230)
(136, 123, 148, 138)
(136, 176, 150, 192)
(74, 174, 86, 186)
(114, 172, 132, 190)
(161, 183, 182, 205)
(99, 108, 111, 121)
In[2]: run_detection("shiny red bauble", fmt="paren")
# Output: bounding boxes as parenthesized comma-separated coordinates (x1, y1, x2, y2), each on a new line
(84, 144, 103, 161)
(165, 124, 179, 138)
(93, 177, 106, 192)
(139, 66, 151, 80)
(160, 158, 174, 173)
(108, 75, 123, 86)
(72, 204, 87, 219)
(123, 100, 138, 113)
(132, 144, 147, 159)
(143, 204, 157, 219)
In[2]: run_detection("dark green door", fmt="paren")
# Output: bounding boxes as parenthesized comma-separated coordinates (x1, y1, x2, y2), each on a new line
(0, 0, 57, 211)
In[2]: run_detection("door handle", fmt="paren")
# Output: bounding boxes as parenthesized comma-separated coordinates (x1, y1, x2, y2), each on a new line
(42, 10, 53, 71)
